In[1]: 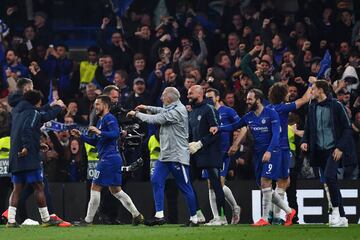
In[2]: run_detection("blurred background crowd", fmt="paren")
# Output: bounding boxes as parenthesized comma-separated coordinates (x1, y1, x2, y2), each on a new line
(0, 0, 360, 185)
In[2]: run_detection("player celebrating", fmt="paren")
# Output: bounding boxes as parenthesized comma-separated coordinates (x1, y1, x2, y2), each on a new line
(266, 82, 311, 224)
(71, 95, 144, 226)
(204, 88, 241, 225)
(7, 90, 63, 227)
(212, 89, 296, 226)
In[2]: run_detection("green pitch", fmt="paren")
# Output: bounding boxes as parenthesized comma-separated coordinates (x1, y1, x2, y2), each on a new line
(1, 224, 360, 240)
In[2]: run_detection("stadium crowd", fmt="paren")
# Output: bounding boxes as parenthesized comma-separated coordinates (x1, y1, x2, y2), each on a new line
(0, 0, 360, 225)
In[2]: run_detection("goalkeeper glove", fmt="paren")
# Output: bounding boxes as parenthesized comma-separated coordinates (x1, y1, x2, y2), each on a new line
(189, 141, 203, 154)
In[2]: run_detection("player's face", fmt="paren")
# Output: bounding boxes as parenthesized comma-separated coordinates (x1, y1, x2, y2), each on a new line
(94, 99, 106, 116)
(246, 92, 258, 111)
(205, 91, 217, 105)
(311, 85, 320, 100)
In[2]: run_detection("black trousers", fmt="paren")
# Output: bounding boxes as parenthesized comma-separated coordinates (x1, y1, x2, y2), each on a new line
(315, 148, 345, 217)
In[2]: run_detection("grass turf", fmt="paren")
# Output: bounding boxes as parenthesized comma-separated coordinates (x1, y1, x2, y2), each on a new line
(1, 224, 360, 240)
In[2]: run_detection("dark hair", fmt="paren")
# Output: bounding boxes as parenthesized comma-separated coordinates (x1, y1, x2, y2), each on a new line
(5, 48, 17, 56)
(17, 78, 33, 91)
(24, 90, 43, 106)
(248, 88, 264, 101)
(66, 99, 78, 105)
(103, 85, 119, 96)
(24, 24, 35, 30)
(115, 69, 128, 81)
(228, 32, 239, 40)
(214, 51, 228, 65)
(225, 91, 235, 96)
(56, 44, 69, 52)
(102, 54, 112, 60)
(133, 53, 145, 62)
(314, 80, 331, 95)
(206, 88, 220, 97)
(96, 95, 111, 107)
(268, 82, 288, 104)
(87, 46, 100, 54)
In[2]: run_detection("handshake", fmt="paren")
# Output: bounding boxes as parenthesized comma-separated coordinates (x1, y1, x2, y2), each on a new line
(189, 141, 203, 154)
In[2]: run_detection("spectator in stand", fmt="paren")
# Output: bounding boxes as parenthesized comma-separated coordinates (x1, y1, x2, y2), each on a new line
(74, 46, 99, 91)
(179, 75, 196, 105)
(77, 83, 100, 123)
(272, 34, 288, 69)
(63, 100, 88, 126)
(45, 44, 75, 102)
(335, 9, 354, 45)
(131, 24, 155, 62)
(114, 70, 131, 107)
(0, 101, 10, 137)
(210, 51, 240, 91)
(128, 53, 149, 86)
(178, 32, 207, 75)
(93, 55, 115, 89)
(32, 11, 50, 42)
(226, 33, 241, 65)
(125, 77, 160, 111)
(29, 61, 50, 100)
(295, 40, 312, 81)
(98, 17, 132, 72)
(4, 48, 29, 79)
(67, 137, 87, 182)
(47, 129, 71, 182)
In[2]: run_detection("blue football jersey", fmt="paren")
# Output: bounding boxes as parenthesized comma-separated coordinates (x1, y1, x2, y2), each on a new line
(267, 102, 296, 149)
(239, 107, 280, 152)
(81, 113, 121, 161)
(218, 105, 241, 151)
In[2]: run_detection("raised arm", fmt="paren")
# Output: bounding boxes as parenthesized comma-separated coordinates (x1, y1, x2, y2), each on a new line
(134, 107, 180, 125)
(267, 110, 280, 152)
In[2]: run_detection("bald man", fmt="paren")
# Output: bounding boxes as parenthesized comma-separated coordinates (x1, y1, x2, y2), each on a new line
(127, 87, 198, 227)
(187, 85, 227, 225)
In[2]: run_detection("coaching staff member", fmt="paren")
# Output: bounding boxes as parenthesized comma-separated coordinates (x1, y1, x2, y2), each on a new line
(301, 80, 356, 228)
(187, 85, 226, 221)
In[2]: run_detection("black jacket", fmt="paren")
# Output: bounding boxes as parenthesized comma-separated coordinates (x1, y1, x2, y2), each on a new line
(189, 101, 222, 168)
(302, 97, 357, 167)
(9, 100, 61, 173)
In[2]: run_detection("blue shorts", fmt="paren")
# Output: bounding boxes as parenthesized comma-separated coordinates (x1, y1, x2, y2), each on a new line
(253, 149, 280, 186)
(202, 152, 230, 179)
(277, 149, 291, 179)
(92, 158, 122, 187)
(11, 169, 43, 184)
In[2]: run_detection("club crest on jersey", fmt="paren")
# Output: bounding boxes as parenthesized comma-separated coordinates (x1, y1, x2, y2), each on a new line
(197, 115, 202, 121)
(261, 118, 266, 124)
